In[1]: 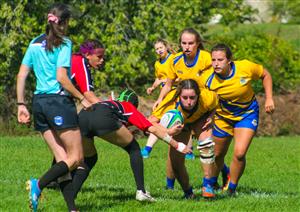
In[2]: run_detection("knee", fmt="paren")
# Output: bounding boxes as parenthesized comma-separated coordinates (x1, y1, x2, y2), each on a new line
(197, 137, 215, 164)
(233, 152, 246, 161)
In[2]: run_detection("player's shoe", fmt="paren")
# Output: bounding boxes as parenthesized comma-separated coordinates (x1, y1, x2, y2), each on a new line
(183, 192, 196, 199)
(202, 186, 215, 199)
(26, 178, 41, 212)
(185, 152, 195, 160)
(140, 148, 150, 159)
(136, 190, 156, 202)
(222, 186, 237, 197)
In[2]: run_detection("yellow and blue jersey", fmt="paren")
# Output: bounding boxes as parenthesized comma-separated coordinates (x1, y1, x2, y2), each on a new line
(154, 53, 174, 80)
(167, 49, 213, 89)
(152, 88, 218, 124)
(205, 60, 264, 136)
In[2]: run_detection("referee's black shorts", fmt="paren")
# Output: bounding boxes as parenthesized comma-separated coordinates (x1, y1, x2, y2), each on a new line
(32, 94, 78, 132)
(78, 103, 122, 138)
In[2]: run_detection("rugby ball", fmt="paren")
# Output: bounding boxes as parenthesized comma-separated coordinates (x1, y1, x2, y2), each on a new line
(160, 109, 184, 128)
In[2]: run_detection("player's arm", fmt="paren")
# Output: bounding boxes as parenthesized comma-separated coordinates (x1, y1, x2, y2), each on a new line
(83, 91, 101, 104)
(57, 67, 91, 109)
(147, 124, 190, 154)
(16, 64, 31, 125)
(152, 78, 174, 110)
(147, 78, 161, 95)
(261, 68, 275, 114)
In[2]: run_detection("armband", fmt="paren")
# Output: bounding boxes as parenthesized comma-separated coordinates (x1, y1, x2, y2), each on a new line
(163, 134, 172, 144)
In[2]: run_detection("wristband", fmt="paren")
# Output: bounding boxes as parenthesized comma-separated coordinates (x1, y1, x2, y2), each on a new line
(162, 134, 172, 144)
(17, 102, 26, 106)
(176, 142, 186, 153)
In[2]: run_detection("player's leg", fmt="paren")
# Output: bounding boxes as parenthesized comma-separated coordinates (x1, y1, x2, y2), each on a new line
(141, 115, 160, 158)
(169, 129, 194, 198)
(193, 116, 217, 198)
(71, 136, 98, 199)
(226, 127, 255, 194)
(166, 147, 176, 189)
(101, 126, 155, 202)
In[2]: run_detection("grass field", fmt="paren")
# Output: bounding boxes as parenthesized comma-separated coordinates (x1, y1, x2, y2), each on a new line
(0, 136, 299, 211)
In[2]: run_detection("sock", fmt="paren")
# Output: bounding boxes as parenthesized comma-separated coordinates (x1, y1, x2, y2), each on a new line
(71, 163, 90, 199)
(222, 164, 230, 174)
(210, 177, 218, 187)
(124, 139, 145, 192)
(59, 179, 76, 211)
(39, 161, 69, 190)
(70, 154, 98, 199)
(228, 181, 237, 191)
(145, 146, 152, 153)
(166, 177, 175, 189)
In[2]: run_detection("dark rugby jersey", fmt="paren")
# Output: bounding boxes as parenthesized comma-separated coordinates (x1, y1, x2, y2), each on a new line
(100, 100, 152, 132)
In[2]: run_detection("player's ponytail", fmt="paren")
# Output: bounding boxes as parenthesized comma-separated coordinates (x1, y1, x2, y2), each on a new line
(45, 3, 71, 52)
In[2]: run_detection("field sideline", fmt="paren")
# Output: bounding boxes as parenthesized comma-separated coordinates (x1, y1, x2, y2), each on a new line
(0, 136, 299, 211)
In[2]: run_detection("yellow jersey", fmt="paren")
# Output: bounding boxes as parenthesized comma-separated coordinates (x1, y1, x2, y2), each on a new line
(167, 50, 212, 88)
(154, 53, 175, 80)
(205, 60, 263, 121)
(152, 88, 218, 124)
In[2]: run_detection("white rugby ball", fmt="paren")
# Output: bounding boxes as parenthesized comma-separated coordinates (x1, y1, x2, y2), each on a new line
(160, 109, 184, 129)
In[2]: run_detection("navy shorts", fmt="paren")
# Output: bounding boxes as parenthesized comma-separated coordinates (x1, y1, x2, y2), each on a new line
(32, 94, 79, 132)
(78, 103, 122, 138)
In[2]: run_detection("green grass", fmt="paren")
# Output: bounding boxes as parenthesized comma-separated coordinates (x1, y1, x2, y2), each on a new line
(1, 136, 299, 211)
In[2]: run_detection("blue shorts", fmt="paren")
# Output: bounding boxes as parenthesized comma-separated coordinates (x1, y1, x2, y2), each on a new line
(213, 110, 259, 138)
(32, 94, 79, 132)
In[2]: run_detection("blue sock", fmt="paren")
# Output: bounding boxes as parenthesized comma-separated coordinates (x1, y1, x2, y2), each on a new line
(166, 177, 175, 189)
(228, 182, 237, 191)
(223, 164, 230, 174)
(145, 146, 152, 153)
(203, 177, 217, 187)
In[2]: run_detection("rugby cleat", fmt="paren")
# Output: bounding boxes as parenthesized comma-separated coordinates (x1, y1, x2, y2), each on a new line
(202, 186, 215, 199)
(26, 178, 41, 212)
(140, 148, 150, 159)
(185, 152, 195, 160)
(136, 190, 156, 202)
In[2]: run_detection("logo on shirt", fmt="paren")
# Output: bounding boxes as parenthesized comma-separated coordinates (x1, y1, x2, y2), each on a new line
(240, 77, 247, 85)
(41, 40, 47, 49)
(54, 116, 63, 126)
(252, 119, 257, 126)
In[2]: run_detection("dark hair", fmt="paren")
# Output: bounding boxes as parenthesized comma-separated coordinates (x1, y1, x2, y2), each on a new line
(45, 3, 71, 51)
(79, 39, 104, 55)
(154, 38, 177, 54)
(179, 28, 205, 50)
(171, 79, 200, 103)
(118, 89, 139, 108)
(211, 43, 233, 60)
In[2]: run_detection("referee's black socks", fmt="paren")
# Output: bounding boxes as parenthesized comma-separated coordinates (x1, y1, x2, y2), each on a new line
(123, 139, 145, 193)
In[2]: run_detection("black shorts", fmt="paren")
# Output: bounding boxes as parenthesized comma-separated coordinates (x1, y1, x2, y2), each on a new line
(32, 94, 78, 132)
(78, 103, 122, 138)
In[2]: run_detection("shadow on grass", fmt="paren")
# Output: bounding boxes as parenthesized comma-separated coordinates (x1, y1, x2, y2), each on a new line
(238, 186, 299, 197)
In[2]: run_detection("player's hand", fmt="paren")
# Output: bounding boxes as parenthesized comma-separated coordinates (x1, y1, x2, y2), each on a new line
(202, 117, 213, 130)
(81, 98, 92, 110)
(18, 105, 31, 126)
(265, 98, 275, 114)
(168, 124, 184, 136)
(152, 99, 162, 111)
(175, 142, 192, 154)
(147, 87, 154, 95)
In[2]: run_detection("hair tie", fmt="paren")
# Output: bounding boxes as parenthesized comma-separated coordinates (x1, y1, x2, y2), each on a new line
(48, 13, 59, 24)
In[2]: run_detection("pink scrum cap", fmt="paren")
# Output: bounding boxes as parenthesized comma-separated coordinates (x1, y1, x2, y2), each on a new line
(48, 13, 59, 24)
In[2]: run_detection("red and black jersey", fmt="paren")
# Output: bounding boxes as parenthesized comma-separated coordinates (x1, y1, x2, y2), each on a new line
(100, 100, 153, 132)
(71, 54, 94, 93)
